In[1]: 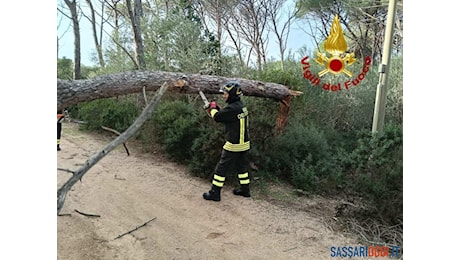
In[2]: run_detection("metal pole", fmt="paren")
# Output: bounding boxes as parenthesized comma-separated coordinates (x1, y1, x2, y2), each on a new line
(372, 0, 397, 133)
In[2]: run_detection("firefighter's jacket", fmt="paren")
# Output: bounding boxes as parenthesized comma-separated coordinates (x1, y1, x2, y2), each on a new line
(57, 110, 64, 123)
(210, 100, 250, 152)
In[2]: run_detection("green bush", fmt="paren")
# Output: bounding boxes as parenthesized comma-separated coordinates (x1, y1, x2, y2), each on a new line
(263, 122, 340, 192)
(151, 99, 202, 163)
(150, 98, 235, 180)
(346, 124, 403, 224)
(242, 97, 279, 162)
(188, 126, 222, 179)
(256, 60, 305, 89)
(75, 97, 140, 131)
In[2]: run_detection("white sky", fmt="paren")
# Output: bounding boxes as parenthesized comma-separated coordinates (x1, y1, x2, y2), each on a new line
(56, 0, 315, 66)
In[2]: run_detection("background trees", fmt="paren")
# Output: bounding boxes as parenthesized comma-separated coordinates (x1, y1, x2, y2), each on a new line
(57, 0, 403, 246)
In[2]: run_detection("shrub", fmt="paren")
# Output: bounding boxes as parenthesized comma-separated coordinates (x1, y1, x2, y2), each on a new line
(151, 99, 202, 163)
(242, 97, 279, 163)
(263, 122, 340, 192)
(75, 97, 140, 131)
(347, 124, 403, 224)
(149, 97, 236, 180)
(188, 126, 222, 179)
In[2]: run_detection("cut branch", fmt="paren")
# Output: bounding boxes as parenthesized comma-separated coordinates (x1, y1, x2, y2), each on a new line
(101, 126, 130, 156)
(142, 86, 148, 106)
(74, 209, 100, 218)
(114, 217, 157, 240)
(57, 83, 169, 215)
(57, 71, 301, 110)
(58, 168, 75, 174)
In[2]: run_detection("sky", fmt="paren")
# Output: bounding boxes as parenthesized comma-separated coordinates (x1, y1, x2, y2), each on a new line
(58, 25, 314, 67)
(57, 0, 316, 66)
(2, 1, 459, 259)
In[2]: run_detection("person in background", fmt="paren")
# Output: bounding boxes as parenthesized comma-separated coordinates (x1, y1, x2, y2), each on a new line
(203, 81, 251, 202)
(57, 110, 64, 151)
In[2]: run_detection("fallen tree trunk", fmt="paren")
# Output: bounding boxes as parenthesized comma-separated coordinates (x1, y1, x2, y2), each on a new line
(57, 70, 302, 110)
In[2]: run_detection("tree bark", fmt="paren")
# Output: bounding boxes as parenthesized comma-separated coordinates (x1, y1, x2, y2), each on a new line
(275, 95, 292, 136)
(57, 70, 302, 110)
(64, 0, 81, 79)
(126, 0, 146, 69)
(86, 0, 105, 67)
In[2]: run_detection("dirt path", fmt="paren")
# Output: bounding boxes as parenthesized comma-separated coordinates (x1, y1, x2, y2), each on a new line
(57, 122, 382, 260)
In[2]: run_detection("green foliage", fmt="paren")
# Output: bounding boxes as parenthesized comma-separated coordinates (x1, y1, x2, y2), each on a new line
(74, 97, 140, 132)
(350, 126, 402, 171)
(148, 97, 250, 181)
(173, 0, 202, 24)
(147, 97, 229, 178)
(242, 97, 278, 159)
(385, 56, 403, 125)
(80, 65, 101, 79)
(57, 57, 73, 80)
(141, 10, 221, 74)
(290, 56, 403, 132)
(263, 122, 340, 192)
(188, 125, 222, 178)
(151, 99, 203, 163)
(57, 57, 102, 80)
(296, 0, 336, 16)
(256, 59, 305, 89)
(338, 124, 403, 224)
(243, 56, 402, 226)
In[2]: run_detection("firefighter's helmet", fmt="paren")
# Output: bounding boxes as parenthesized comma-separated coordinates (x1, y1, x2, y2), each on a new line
(220, 81, 242, 102)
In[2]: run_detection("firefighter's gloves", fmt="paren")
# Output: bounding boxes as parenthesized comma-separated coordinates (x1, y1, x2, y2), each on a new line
(210, 101, 218, 109)
(207, 101, 220, 114)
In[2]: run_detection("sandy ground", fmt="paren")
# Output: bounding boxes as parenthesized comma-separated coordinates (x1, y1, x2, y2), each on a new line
(57, 122, 393, 260)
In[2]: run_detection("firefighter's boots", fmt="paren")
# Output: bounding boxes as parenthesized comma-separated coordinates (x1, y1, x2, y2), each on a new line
(203, 185, 221, 201)
(233, 184, 251, 197)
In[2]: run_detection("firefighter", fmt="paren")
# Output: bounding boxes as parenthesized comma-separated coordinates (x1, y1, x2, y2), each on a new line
(203, 81, 251, 201)
(57, 110, 64, 151)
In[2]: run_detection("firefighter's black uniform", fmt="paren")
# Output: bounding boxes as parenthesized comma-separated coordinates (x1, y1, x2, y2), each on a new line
(57, 110, 64, 151)
(203, 82, 251, 201)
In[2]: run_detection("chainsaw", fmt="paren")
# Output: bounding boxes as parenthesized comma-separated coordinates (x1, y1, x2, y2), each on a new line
(199, 90, 210, 109)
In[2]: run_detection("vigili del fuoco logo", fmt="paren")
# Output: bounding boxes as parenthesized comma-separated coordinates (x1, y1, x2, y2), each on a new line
(301, 15, 371, 91)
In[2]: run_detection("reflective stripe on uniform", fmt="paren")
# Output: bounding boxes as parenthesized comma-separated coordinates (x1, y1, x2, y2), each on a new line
(240, 179, 250, 185)
(240, 118, 245, 144)
(223, 141, 250, 152)
(238, 172, 250, 185)
(212, 174, 225, 187)
(238, 173, 249, 179)
(210, 109, 218, 118)
(213, 174, 225, 182)
(212, 180, 224, 187)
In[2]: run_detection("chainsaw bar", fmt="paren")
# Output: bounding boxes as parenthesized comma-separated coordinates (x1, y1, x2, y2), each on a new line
(199, 90, 210, 109)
